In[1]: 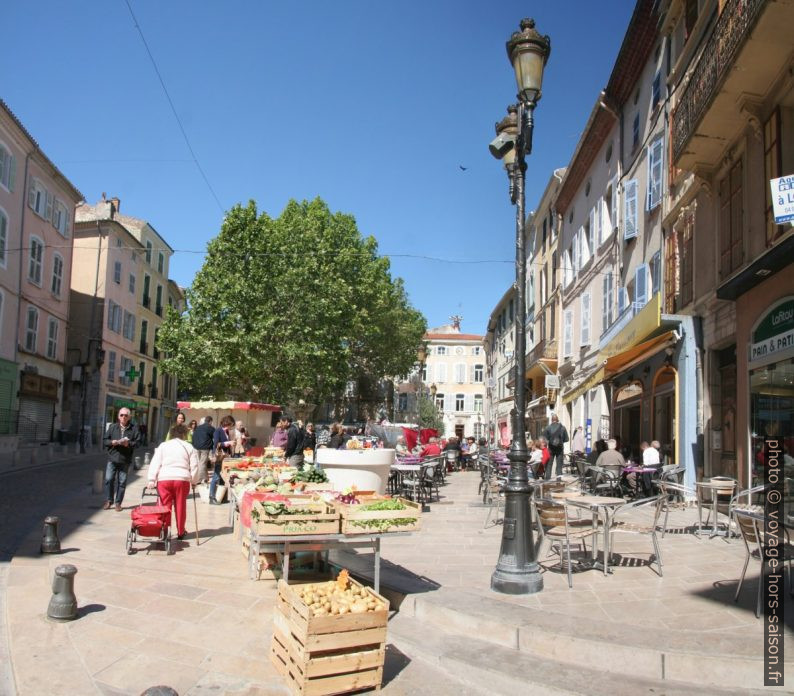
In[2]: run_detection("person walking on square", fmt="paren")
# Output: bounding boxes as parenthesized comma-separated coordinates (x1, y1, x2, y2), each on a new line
(543, 414, 569, 478)
(103, 408, 141, 510)
(571, 426, 585, 457)
(191, 416, 214, 483)
(147, 423, 200, 540)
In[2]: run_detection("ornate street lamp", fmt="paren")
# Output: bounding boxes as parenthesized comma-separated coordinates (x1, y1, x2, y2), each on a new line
(416, 344, 428, 446)
(488, 17, 550, 596)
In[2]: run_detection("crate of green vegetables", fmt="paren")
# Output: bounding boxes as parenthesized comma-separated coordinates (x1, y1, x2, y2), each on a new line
(334, 494, 421, 535)
(251, 499, 340, 536)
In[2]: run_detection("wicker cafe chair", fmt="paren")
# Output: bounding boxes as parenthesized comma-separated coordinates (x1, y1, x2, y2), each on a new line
(608, 495, 665, 577)
(657, 480, 697, 537)
(733, 510, 794, 618)
(534, 497, 599, 588)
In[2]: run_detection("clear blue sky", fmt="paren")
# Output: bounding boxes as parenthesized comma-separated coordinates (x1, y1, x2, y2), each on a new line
(1, 1, 634, 336)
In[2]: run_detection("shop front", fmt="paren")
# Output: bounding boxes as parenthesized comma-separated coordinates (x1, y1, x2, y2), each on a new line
(577, 295, 700, 487)
(18, 371, 59, 442)
(105, 394, 148, 431)
(740, 295, 794, 490)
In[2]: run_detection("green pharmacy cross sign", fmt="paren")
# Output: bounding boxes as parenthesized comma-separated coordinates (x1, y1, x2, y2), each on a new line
(123, 366, 141, 381)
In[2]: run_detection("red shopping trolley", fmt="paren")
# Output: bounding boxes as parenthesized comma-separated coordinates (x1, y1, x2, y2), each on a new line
(126, 489, 172, 554)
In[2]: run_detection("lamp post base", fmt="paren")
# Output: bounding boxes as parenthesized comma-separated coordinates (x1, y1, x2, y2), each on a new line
(491, 562, 543, 595)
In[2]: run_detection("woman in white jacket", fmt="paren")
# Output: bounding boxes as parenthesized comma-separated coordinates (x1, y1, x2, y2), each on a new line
(147, 423, 200, 540)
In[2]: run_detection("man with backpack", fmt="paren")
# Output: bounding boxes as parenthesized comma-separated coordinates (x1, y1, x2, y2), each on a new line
(543, 414, 569, 479)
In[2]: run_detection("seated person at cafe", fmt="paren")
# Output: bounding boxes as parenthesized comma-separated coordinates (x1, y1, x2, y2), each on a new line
(465, 436, 478, 462)
(420, 437, 442, 459)
(595, 438, 625, 469)
(625, 441, 661, 495)
(395, 436, 410, 457)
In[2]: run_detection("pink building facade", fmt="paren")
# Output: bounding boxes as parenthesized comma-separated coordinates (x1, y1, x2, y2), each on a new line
(0, 100, 82, 442)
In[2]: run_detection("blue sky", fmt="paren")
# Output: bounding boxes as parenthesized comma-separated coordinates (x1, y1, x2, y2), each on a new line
(1, 1, 634, 336)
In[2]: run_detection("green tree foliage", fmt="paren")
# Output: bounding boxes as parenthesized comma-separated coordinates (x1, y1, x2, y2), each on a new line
(418, 394, 444, 435)
(157, 198, 426, 409)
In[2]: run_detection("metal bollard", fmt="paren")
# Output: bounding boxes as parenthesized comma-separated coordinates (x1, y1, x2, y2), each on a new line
(134, 455, 142, 470)
(47, 564, 78, 621)
(41, 516, 61, 554)
(93, 469, 104, 494)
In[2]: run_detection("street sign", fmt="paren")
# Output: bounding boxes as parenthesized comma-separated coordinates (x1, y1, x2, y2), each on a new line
(770, 175, 794, 224)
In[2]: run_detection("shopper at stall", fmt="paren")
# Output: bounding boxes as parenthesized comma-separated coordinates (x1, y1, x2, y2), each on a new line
(192, 416, 214, 483)
(208, 415, 235, 504)
(165, 411, 186, 441)
(543, 414, 569, 478)
(316, 424, 331, 448)
(302, 423, 316, 453)
(270, 419, 289, 448)
(233, 420, 249, 456)
(282, 415, 304, 467)
(146, 423, 200, 540)
(188, 419, 198, 438)
(326, 423, 342, 449)
(103, 408, 142, 511)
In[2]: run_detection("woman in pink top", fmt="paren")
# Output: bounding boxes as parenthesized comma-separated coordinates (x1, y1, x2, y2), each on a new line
(147, 423, 200, 540)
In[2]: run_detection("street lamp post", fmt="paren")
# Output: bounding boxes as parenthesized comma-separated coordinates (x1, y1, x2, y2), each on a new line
(416, 344, 427, 448)
(488, 18, 550, 595)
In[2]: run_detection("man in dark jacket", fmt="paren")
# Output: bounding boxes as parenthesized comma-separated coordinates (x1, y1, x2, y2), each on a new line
(103, 408, 142, 510)
(543, 414, 569, 479)
(282, 416, 304, 467)
(192, 416, 214, 482)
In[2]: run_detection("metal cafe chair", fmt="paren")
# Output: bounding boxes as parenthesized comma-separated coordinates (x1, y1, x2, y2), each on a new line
(732, 510, 794, 618)
(657, 480, 697, 537)
(533, 497, 599, 589)
(608, 495, 666, 577)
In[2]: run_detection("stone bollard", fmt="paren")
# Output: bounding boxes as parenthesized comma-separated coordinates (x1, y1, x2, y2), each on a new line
(144, 451, 151, 468)
(140, 687, 179, 696)
(41, 516, 61, 554)
(46, 443, 55, 462)
(93, 469, 104, 494)
(47, 564, 78, 621)
(134, 455, 142, 470)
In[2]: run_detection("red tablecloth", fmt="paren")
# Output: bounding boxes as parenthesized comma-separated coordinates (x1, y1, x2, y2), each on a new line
(239, 491, 289, 528)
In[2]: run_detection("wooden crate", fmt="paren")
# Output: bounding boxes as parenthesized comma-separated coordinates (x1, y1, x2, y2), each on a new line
(252, 501, 340, 536)
(335, 498, 422, 535)
(271, 578, 388, 695)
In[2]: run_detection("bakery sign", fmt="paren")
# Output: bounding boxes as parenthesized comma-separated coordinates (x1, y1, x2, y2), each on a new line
(749, 298, 794, 365)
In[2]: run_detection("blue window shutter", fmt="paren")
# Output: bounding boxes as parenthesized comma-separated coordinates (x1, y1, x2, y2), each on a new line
(624, 180, 638, 239)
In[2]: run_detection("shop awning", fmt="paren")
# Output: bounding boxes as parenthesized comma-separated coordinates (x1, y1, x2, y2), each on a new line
(604, 331, 677, 374)
(177, 401, 281, 412)
(561, 365, 606, 406)
(507, 358, 558, 389)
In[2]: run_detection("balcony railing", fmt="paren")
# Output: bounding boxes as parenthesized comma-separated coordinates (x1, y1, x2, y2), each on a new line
(528, 338, 558, 365)
(672, 0, 766, 162)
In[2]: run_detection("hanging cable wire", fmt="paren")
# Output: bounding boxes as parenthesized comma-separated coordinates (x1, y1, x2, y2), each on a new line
(122, 0, 225, 213)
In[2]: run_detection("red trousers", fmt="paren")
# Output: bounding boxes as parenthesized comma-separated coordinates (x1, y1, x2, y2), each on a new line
(157, 480, 191, 536)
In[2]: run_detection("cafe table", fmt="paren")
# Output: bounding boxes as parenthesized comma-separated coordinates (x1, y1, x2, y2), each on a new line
(695, 479, 737, 538)
(563, 494, 627, 575)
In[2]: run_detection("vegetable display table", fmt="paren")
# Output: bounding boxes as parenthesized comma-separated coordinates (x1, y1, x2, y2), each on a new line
(246, 529, 412, 591)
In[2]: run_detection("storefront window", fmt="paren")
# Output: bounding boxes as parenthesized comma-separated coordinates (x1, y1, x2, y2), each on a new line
(652, 367, 676, 466)
(613, 382, 643, 461)
(749, 358, 794, 493)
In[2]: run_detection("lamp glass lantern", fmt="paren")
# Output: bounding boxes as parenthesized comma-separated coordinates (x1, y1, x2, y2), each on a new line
(506, 18, 551, 104)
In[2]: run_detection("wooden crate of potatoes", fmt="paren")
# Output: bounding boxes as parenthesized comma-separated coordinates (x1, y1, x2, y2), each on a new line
(270, 571, 389, 695)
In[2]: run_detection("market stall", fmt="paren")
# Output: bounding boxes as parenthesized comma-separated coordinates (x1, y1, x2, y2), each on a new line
(176, 400, 281, 448)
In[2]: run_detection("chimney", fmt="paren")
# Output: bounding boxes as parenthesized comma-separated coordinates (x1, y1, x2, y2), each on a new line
(109, 197, 120, 216)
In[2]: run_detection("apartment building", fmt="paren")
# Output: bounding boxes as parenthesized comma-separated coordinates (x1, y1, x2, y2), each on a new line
(525, 169, 566, 439)
(67, 196, 178, 445)
(485, 289, 517, 447)
(415, 322, 485, 440)
(665, 0, 794, 486)
(0, 100, 82, 442)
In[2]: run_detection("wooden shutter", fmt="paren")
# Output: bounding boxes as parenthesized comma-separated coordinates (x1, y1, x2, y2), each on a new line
(563, 310, 573, 357)
(8, 155, 16, 192)
(634, 264, 649, 309)
(581, 293, 591, 346)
